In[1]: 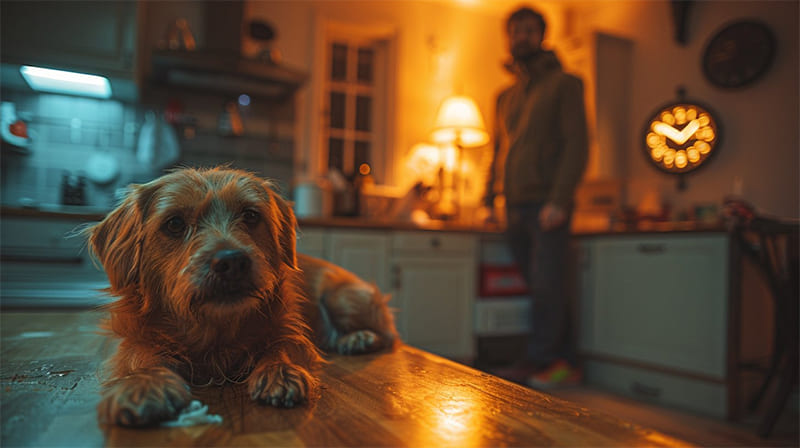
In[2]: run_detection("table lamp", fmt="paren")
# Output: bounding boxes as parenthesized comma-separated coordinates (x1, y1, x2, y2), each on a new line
(430, 95, 489, 220)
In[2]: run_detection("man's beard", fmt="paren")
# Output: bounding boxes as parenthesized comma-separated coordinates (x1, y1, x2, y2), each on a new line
(511, 42, 541, 62)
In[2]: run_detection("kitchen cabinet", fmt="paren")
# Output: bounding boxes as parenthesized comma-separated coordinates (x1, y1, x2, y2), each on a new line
(295, 226, 478, 361)
(577, 233, 733, 418)
(326, 230, 390, 292)
(0, 1, 139, 80)
(0, 215, 110, 306)
(390, 232, 477, 361)
(296, 228, 326, 260)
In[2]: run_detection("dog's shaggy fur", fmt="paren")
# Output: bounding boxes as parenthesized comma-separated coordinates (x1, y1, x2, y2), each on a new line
(88, 167, 397, 427)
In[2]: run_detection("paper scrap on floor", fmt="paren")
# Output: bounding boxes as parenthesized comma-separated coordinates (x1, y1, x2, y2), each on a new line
(162, 400, 223, 427)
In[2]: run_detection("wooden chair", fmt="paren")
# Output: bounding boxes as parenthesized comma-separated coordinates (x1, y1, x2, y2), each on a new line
(726, 199, 799, 438)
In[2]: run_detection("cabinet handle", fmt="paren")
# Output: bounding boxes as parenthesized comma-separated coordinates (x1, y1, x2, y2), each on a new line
(637, 243, 665, 254)
(630, 381, 662, 398)
(392, 265, 402, 290)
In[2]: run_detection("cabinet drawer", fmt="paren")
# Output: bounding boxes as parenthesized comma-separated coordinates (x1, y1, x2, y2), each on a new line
(584, 359, 728, 419)
(391, 232, 476, 254)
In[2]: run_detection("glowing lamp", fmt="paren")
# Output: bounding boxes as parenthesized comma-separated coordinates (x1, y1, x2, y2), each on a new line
(429, 95, 489, 220)
(431, 95, 489, 147)
(20, 65, 112, 99)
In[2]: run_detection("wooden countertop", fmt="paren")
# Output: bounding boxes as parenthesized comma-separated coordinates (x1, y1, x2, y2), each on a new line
(0, 206, 501, 234)
(1, 311, 690, 447)
(2, 205, 727, 237)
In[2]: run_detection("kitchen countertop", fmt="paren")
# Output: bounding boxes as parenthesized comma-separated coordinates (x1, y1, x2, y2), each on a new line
(0, 311, 690, 447)
(1, 206, 728, 236)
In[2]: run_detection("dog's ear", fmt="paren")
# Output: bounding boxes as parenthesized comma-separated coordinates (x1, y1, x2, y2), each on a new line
(88, 182, 161, 291)
(264, 183, 298, 270)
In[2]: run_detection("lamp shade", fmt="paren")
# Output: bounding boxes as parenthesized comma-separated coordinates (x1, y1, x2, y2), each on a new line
(430, 95, 489, 147)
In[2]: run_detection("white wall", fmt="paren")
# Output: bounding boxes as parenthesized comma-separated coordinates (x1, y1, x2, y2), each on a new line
(570, 0, 799, 218)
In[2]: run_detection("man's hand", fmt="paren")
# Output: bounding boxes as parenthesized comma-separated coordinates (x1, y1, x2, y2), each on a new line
(539, 203, 567, 230)
(478, 206, 498, 225)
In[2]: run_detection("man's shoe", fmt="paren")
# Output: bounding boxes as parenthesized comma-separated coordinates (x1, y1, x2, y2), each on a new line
(488, 360, 547, 384)
(525, 359, 582, 390)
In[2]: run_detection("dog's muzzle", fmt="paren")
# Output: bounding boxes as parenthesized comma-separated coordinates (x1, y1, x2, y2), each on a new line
(211, 249, 252, 281)
(200, 249, 255, 303)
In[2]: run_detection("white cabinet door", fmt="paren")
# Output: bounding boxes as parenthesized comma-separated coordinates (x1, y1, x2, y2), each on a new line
(579, 234, 729, 378)
(390, 232, 477, 360)
(326, 230, 390, 292)
(296, 228, 326, 260)
(392, 255, 475, 360)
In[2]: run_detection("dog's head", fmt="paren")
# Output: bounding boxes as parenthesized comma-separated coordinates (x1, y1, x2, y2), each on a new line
(89, 167, 297, 318)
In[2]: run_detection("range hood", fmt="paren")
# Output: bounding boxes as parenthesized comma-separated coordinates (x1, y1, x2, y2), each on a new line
(149, 1, 306, 100)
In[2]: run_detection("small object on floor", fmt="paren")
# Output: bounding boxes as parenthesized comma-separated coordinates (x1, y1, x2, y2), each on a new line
(161, 400, 223, 427)
(526, 360, 583, 390)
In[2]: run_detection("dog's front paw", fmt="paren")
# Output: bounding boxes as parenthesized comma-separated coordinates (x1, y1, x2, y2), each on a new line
(248, 362, 315, 408)
(337, 330, 380, 354)
(98, 367, 192, 427)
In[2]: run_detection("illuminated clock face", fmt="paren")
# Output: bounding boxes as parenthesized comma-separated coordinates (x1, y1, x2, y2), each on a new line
(644, 102, 719, 174)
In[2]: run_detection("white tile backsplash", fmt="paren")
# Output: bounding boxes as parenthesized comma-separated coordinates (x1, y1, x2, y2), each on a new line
(1, 90, 150, 209)
(2, 87, 298, 209)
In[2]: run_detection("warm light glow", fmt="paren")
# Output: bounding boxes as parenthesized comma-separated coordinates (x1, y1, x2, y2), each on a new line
(673, 107, 687, 125)
(698, 113, 710, 127)
(646, 132, 663, 148)
(687, 147, 700, 163)
(431, 95, 489, 147)
(686, 108, 697, 121)
(699, 127, 715, 142)
(651, 146, 665, 161)
(661, 112, 675, 125)
(20, 65, 112, 98)
(406, 142, 441, 183)
(675, 150, 688, 168)
(663, 149, 676, 166)
(431, 387, 478, 445)
(697, 141, 711, 154)
(359, 163, 371, 175)
(441, 144, 458, 171)
(653, 119, 699, 145)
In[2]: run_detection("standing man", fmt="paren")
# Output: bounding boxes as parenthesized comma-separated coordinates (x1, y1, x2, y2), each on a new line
(484, 6, 588, 389)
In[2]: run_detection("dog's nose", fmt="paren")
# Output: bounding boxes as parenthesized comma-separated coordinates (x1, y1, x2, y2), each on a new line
(211, 250, 252, 280)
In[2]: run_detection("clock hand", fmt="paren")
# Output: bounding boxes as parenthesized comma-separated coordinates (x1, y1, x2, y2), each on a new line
(653, 122, 684, 144)
(677, 120, 700, 144)
(654, 120, 701, 145)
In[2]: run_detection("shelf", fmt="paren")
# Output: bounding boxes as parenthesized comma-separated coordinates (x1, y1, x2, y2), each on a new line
(151, 50, 307, 101)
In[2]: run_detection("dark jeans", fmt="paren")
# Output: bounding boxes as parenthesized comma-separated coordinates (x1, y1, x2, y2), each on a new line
(505, 202, 575, 367)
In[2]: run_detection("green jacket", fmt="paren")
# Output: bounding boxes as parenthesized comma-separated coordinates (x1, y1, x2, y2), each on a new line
(485, 50, 588, 209)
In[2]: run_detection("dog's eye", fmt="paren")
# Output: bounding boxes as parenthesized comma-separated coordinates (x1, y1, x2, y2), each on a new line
(164, 216, 186, 236)
(242, 209, 260, 225)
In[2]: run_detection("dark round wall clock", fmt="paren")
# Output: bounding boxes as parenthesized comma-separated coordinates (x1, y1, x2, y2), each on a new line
(702, 20, 776, 89)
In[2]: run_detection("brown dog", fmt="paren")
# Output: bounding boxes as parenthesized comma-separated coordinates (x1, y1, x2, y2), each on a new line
(297, 253, 398, 355)
(88, 167, 397, 427)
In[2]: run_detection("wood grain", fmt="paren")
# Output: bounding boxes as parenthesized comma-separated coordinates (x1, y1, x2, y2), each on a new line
(1, 311, 691, 447)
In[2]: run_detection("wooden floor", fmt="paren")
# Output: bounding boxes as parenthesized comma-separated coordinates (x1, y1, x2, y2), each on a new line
(549, 385, 799, 447)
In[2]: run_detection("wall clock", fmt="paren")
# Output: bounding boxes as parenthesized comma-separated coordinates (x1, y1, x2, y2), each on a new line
(702, 20, 776, 89)
(643, 100, 720, 175)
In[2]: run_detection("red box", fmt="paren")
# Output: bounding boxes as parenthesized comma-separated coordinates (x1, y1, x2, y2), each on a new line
(479, 265, 528, 297)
